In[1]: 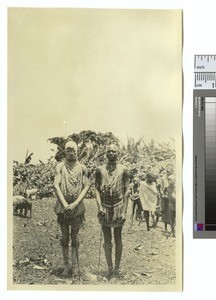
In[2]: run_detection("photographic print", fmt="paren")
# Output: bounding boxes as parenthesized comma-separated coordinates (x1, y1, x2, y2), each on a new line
(8, 8, 182, 291)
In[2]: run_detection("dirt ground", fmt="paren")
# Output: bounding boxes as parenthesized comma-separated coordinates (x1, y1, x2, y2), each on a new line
(12, 197, 176, 286)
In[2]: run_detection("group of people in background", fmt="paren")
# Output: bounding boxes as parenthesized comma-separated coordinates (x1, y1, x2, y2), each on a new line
(53, 141, 176, 281)
(129, 165, 176, 236)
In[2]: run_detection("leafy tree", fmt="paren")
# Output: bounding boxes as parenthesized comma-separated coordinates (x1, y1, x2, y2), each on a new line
(13, 131, 176, 199)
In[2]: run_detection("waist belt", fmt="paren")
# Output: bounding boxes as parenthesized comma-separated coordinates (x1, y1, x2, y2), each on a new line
(102, 199, 123, 209)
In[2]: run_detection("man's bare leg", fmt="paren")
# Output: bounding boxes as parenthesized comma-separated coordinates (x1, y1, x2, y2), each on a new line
(144, 211, 150, 231)
(112, 227, 123, 278)
(71, 229, 79, 275)
(165, 222, 168, 231)
(102, 226, 113, 280)
(60, 223, 70, 277)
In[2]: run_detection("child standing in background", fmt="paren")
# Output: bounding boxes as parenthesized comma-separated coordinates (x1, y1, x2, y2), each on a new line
(139, 172, 157, 231)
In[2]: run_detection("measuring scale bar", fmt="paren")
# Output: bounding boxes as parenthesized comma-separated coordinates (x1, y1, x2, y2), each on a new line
(193, 93, 216, 238)
(194, 55, 216, 89)
(193, 54, 216, 238)
(194, 55, 216, 72)
(194, 72, 216, 89)
(205, 97, 216, 230)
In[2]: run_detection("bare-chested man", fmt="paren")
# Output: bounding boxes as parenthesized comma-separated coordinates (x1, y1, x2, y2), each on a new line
(54, 141, 89, 277)
(95, 144, 129, 280)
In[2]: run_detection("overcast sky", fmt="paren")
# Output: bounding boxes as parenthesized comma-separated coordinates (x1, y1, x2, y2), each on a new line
(8, 8, 182, 164)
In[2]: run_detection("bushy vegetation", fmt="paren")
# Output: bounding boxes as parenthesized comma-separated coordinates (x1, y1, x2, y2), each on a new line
(13, 160, 56, 199)
(13, 130, 175, 199)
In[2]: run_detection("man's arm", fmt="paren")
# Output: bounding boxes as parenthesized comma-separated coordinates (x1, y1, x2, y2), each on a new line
(122, 167, 130, 215)
(65, 165, 90, 211)
(53, 162, 69, 209)
(95, 168, 103, 212)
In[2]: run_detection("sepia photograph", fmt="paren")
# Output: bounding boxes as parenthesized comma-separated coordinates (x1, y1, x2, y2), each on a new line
(8, 8, 182, 291)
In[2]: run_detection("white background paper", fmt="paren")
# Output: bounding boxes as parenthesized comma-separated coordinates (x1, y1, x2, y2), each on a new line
(1, 0, 216, 299)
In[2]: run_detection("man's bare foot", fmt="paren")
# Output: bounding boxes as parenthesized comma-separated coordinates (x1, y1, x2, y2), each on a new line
(105, 268, 113, 281)
(62, 264, 71, 277)
(110, 270, 121, 282)
(71, 266, 79, 277)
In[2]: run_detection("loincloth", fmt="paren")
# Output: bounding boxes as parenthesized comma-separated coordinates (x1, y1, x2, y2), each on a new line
(99, 200, 124, 228)
(57, 211, 85, 228)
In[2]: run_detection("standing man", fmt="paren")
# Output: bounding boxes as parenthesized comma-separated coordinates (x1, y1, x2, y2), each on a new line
(166, 174, 176, 237)
(54, 141, 89, 277)
(95, 144, 130, 280)
(161, 164, 174, 231)
(130, 176, 142, 221)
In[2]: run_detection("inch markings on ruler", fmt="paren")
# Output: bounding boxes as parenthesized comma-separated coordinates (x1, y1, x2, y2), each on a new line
(194, 55, 216, 89)
(194, 55, 216, 71)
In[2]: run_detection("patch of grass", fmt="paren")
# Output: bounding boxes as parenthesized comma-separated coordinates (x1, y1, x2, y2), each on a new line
(13, 197, 176, 285)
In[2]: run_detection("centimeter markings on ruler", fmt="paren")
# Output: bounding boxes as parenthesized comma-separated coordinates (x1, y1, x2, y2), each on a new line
(194, 72, 216, 89)
(194, 55, 216, 89)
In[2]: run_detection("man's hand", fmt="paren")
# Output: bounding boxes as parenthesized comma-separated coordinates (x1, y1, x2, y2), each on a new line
(65, 202, 77, 212)
(118, 212, 126, 225)
(97, 210, 105, 221)
(63, 203, 69, 210)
